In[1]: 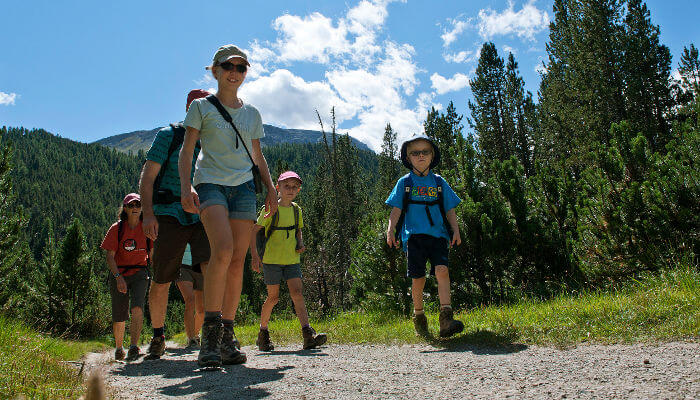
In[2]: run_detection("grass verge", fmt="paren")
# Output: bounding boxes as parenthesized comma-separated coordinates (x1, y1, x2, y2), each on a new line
(174, 268, 698, 349)
(0, 315, 108, 399)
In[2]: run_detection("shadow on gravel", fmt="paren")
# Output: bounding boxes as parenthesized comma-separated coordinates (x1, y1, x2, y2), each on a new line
(420, 329, 528, 355)
(253, 348, 328, 357)
(113, 359, 293, 399)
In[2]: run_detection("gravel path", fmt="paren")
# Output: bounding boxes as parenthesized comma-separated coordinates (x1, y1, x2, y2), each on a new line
(85, 341, 699, 399)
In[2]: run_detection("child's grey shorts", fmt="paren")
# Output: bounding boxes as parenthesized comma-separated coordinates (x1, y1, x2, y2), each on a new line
(262, 263, 302, 285)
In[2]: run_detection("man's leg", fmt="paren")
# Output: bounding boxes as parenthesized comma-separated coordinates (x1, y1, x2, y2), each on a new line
(177, 280, 196, 340)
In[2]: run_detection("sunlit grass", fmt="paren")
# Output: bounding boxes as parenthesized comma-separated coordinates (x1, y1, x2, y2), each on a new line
(0, 316, 108, 399)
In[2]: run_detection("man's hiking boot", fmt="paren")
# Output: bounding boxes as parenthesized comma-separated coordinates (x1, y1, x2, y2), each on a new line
(413, 313, 429, 336)
(185, 337, 201, 350)
(439, 307, 464, 338)
(221, 324, 246, 365)
(256, 329, 274, 351)
(198, 320, 222, 368)
(302, 326, 327, 350)
(114, 347, 125, 361)
(126, 345, 140, 361)
(144, 335, 165, 360)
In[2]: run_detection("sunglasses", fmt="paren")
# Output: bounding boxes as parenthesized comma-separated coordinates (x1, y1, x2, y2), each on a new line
(125, 202, 141, 209)
(219, 62, 248, 73)
(409, 149, 433, 157)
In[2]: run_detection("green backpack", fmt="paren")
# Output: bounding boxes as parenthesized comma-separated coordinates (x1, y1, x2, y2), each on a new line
(256, 203, 301, 258)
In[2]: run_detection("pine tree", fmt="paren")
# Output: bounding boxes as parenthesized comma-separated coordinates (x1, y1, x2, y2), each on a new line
(468, 42, 510, 162)
(504, 53, 535, 177)
(622, 0, 673, 151)
(679, 44, 700, 96)
(58, 218, 93, 330)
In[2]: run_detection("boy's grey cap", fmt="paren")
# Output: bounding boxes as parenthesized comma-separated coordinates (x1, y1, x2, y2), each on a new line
(400, 135, 441, 170)
(206, 44, 250, 69)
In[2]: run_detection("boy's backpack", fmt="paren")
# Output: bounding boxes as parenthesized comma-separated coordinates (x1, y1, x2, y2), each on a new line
(152, 123, 200, 205)
(394, 173, 453, 243)
(256, 203, 301, 259)
(116, 220, 152, 269)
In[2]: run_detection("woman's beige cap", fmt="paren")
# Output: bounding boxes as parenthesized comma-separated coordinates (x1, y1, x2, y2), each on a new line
(206, 44, 250, 69)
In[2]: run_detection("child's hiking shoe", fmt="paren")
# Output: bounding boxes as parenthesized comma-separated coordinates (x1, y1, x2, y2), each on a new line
(438, 307, 464, 338)
(256, 329, 274, 351)
(114, 347, 125, 361)
(302, 326, 327, 349)
(413, 313, 429, 336)
(185, 337, 201, 350)
(126, 345, 140, 361)
(221, 324, 247, 365)
(198, 320, 222, 368)
(144, 336, 165, 360)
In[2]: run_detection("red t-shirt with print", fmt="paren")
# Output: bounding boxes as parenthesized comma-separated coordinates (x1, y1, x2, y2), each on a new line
(100, 221, 149, 277)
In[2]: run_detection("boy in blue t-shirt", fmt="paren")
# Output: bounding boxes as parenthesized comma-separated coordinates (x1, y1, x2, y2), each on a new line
(385, 136, 464, 337)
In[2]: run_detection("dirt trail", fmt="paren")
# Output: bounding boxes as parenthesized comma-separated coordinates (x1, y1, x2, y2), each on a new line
(84, 341, 699, 399)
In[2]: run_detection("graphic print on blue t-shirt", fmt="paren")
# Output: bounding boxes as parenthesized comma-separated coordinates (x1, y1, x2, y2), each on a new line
(385, 172, 461, 250)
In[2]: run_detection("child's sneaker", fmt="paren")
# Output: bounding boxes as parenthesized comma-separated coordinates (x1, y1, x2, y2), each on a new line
(198, 320, 222, 368)
(221, 324, 246, 365)
(114, 347, 125, 361)
(144, 335, 165, 360)
(413, 313, 429, 336)
(256, 329, 274, 351)
(438, 307, 464, 338)
(302, 326, 327, 349)
(126, 345, 140, 361)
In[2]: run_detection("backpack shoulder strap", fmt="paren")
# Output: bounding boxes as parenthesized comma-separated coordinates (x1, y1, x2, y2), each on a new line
(291, 202, 300, 229)
(431, 173, 453, 237)
(154, 124, 186, 192)
(117, 220, 124, 244)
(394, 174, 412, 241)
(266, 210, 280, 239)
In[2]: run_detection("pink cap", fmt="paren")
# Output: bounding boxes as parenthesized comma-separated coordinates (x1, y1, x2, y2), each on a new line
(123, 193, 141, 205)
(277, 170, 302, 184)
(186, 89, 210, 111)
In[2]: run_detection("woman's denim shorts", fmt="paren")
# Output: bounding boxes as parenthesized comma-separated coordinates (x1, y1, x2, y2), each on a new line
(195, 180, 257, 221)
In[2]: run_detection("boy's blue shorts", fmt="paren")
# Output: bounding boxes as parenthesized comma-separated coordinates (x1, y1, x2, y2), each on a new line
(195, 180, 257, 221)
(406, 234, 449, 278)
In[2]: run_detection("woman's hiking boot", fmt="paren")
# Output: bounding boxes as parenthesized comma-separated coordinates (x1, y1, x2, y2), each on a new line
(144, 335, 165, 360)
(126, 345, 140, 361)
(114, 347, 125, 361)
(438, 307, 464, 338)
(198, 320, 222, 368)
(256, 329, 274, 351)
(413, 313, 429, 336)
(302, 326, 327, 349)
(185, 337, 201, 350)
(221, 324, 247, 365)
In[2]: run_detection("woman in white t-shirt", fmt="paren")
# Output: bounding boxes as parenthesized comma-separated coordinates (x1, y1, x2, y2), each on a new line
(179, 44, 277, 369)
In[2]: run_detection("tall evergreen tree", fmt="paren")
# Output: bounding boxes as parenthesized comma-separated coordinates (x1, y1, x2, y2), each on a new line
(504, 53, 535, 177)
(622, 0, 673, 151)
(469, 42, 510, 162)
(58, 218, 93, 329)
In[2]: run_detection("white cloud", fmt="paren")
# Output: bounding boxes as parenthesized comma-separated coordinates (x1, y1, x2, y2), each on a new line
(272, 12, 350, 64)
(503, 45, 516, 55)
(441, 19, 469, 47)
(241, 69, 354, 130)
(478, 1, 549, 41)
(444, 50, 474, 63)
(430, 73, 470, 95)
(0, 91, 17, 106)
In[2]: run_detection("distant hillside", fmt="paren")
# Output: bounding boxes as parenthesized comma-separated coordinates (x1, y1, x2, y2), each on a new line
(95, 124, 372, 153)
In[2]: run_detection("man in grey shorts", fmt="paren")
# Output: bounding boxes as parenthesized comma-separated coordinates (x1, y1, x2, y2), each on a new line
(139, 90, 212, 359)
(176, 245, 205, 349)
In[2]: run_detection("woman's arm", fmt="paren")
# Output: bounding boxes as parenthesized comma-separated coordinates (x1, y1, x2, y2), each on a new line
(251, 139, 278, 217)
(106, 250, 127, 294)
(179, 126, 201, 214)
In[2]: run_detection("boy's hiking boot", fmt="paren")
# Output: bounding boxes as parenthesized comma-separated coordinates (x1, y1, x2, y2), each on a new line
(144, 335, 165, 360)
(221, 324, 246, 365)
(198, 320, 222, 368)
(302, 326, 327, 350)
(439, 307, 464, 338)
(256, 329, 274, 351)
(413, 313, 429, 336)
(126, 345, 140, 361)
(114, 347, 125, 361)
(185, 337, 201, 350)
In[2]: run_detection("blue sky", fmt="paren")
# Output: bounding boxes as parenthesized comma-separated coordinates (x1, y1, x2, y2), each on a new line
(1, 0, 698, 151)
